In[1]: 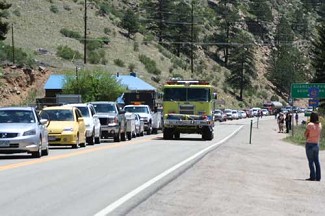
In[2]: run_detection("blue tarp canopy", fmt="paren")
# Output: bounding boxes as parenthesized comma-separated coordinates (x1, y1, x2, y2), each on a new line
(44, 74, 67, 90)
(117, 75, 156, 91)
(44, 74, 156, 91)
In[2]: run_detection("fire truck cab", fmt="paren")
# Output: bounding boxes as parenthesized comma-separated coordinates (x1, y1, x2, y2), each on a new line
(162, 80, 216, 140)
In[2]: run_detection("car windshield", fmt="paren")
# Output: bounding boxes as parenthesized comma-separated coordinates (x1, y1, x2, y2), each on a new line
(92, 104, 116, 113)
(40, 110, 74, 121)
(124, 106, 149, 113)
(0, 110, 35, 123)
(76, 107, 90, 117)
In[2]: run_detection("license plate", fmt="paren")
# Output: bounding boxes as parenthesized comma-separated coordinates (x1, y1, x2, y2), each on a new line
(0, 141, 10, 147)
(48, 136, 57, 141)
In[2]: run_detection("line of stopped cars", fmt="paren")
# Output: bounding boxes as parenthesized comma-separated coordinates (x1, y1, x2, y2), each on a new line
(213, 107, 270, 122)
(0, 102, 155, 158)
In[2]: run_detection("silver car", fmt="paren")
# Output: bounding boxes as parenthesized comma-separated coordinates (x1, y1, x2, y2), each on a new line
(0, 107, 49, 158)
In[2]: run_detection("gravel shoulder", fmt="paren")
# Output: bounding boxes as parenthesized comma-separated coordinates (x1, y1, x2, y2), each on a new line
(127, 117, 325, 216)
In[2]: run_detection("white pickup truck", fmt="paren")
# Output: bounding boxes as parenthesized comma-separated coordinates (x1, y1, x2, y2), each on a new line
(124, 105, 156, 135)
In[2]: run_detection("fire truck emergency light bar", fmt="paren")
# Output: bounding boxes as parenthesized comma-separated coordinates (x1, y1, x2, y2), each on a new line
(166, 80, 209, 85)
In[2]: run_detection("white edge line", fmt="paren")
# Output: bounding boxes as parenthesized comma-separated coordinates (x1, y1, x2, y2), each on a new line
(95, 125, 244, 216)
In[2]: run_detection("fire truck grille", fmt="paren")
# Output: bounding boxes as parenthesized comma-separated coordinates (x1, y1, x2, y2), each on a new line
(179, 105, 194, 115)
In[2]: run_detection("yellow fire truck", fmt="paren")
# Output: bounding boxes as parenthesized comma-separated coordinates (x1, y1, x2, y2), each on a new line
(162, 80, 216, 140)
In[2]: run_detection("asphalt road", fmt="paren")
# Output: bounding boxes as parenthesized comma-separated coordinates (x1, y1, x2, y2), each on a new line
(0, 120, 246, 216)
(128, 115, 325, 216)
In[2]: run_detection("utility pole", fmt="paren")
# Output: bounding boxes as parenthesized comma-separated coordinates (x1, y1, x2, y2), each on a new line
(190, 0, 194, 76)
(11, 24, 15, 64)
(84, 0, 87, 64)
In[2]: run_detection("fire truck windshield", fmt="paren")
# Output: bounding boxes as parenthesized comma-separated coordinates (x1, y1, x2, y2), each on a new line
(164, 88, 210, 102)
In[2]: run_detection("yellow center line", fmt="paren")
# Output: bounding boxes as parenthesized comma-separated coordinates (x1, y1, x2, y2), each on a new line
(0, 137, 154, 172)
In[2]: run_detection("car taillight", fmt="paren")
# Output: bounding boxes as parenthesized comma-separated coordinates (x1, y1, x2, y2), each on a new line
(114, 117, 118, 123)
(202, 115, 208, 120)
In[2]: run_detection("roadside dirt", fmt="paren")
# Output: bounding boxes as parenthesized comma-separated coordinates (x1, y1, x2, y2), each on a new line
(0, 65, 52, 107)
(128, 117, 325, 216)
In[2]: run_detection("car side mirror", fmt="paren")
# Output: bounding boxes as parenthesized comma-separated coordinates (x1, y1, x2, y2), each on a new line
(40, 119, 48, 125)
(78, 117, 84, 122)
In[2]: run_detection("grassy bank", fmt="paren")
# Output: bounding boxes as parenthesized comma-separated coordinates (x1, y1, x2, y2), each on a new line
(284, 117, 325, 150)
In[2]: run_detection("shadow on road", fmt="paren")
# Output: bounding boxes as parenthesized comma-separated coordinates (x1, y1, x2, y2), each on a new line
(0, 154, 33, 159)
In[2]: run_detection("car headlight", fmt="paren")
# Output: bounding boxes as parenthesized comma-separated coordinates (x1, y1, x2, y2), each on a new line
(23, 129, 36, 136)
(140, 117, 148, 121)
(63, 127, 74, 132)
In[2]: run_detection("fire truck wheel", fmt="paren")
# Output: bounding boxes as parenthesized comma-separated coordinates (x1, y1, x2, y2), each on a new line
(163, 128, 173, 140)
(202, 127, 214, 140)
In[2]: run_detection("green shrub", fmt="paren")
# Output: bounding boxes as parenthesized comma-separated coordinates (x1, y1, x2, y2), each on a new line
(1, 10, 10, 18)
(114, 59, 125, 67)
(0, 42, 35, 67)
(156, 44, 173, 59)
(86, 39, 103, 51)
(97, 49, 106, 59)
(60, 28, 82, 40)
(133, 42, 139, 52)
(101, 58, 108, 65)
(259, 90, 268, 99)
(99, 36, 110, 44)
(128, 63, 136, 72)
(104, 27, 111, 35)
(98, 3, 110, 16)
(171, 57, 187, 70)
(151, 76, 160, 83)
(88, 50, 106, 65)
(56, 45, 82, 60)
(63, 5, 71, 11)
(13, 9, 21, 17)
(50, 5, 59, 13)
(138, 54, 161, 75)
(270, 95, 279, 101)
(88, 51, 101, 64)
(143, 34, 154, 45)
(172, 73, 184, 79)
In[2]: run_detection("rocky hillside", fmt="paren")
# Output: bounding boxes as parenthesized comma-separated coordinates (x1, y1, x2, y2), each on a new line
(0, 65, 52, 107)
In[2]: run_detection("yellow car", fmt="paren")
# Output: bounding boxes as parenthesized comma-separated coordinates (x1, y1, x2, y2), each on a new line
(40, 106, 86, 148)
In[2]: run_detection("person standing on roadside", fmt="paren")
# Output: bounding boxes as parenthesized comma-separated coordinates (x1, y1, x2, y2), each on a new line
(304, 112, 322, 181)
(295, 112, 299, 125)
(285, 112, 291, 133)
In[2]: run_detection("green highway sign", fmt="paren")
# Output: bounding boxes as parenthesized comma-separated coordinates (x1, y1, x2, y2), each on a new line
(291, 83, 325, 98)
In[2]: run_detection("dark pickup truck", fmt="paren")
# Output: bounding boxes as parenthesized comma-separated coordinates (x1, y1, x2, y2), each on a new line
(90, 101, 127, 142)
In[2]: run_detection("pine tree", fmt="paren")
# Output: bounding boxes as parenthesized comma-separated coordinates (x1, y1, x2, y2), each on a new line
(275, 16, 294, 47)
(120, 9, 139, 38)
(226, 31, 256, 100)
(248, 0, 273, 23)
(140, 0, 175, 43)
(311, 22, 325, 83)
(267, 45, 308, 95)
(0, 0, 11, 41)
(210, 0, 241, 66)
(311, 21, 325, 110)
(167, 0, 200, 57)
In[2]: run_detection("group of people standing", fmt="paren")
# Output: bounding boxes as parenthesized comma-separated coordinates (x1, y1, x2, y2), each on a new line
(277, 112, 297, 133)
